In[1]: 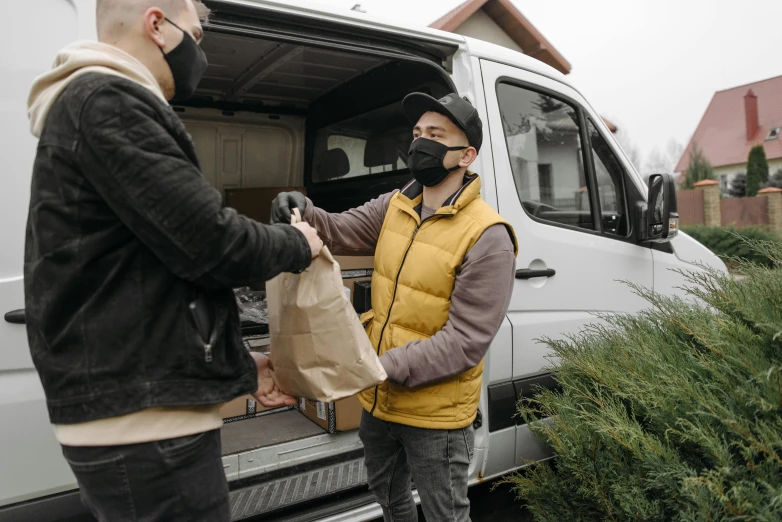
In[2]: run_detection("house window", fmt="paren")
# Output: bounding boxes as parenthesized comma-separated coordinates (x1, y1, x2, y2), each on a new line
(497, 83, 595, 230)
(719, 174, 729, 192)
(766, 127, 780, 141)
(538, 164, 553, 205)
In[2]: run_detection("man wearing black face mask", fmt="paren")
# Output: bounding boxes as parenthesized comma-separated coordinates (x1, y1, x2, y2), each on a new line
(24, 1, 323, 520)
(271, 93, 518, 522)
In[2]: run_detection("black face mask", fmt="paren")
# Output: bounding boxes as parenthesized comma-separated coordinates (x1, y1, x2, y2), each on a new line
(408, 138, 468, 187)
(161, 18, 208, 101)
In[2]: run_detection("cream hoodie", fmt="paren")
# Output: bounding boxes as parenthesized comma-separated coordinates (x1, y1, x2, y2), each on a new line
(28, 41, 167, 138)
(29, 41, 226, 446)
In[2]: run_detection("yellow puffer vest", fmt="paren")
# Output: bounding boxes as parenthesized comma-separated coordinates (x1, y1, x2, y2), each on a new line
(358, 174, 518, 429)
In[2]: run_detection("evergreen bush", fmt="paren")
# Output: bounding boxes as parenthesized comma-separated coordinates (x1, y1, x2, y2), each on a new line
(746, 146, 769, 197)
(682, 143, 714, 189)
(762, 169, 782, 190)
(680, 226, 780, 268)
(727, 172, 746, 198)
(509, 239, 782, 522)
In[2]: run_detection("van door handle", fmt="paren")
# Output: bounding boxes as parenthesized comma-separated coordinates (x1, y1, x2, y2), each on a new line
(4, 309, 26, 324)
(515, 269, 556, 279)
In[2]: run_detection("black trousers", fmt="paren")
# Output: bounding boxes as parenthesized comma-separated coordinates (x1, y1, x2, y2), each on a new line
(61, 429, 230, 522)
(359, 411, 474, 522)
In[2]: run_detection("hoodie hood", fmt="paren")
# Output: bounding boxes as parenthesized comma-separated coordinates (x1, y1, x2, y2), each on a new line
(28, 41, 168, 138)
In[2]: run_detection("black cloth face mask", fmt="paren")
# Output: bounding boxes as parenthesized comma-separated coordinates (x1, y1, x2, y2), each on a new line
(160, 18, 208, 101)
(408, 137, 468, 187)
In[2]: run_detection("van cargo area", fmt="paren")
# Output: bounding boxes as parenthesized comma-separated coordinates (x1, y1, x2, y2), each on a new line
(173, 6, 454, 519)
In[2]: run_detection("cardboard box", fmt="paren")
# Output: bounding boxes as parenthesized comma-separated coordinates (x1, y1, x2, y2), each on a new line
(225, 186, 306, 290)
(297, 394, 363, 433)
(224, 186, 306, 225)
(221, 394, 293, 424)
(243, 335, 271, 352)
(335, 255, 374, 296)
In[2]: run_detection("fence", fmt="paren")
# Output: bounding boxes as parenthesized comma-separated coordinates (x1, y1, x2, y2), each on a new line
(677, 189, 705, 226)
(721, 197, 769, 227)
(676, 181, 782, 233)
(549, 189, 619, 212)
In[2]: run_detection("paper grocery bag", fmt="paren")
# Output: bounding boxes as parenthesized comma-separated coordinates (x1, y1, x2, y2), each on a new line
(266, 222, 386, 402)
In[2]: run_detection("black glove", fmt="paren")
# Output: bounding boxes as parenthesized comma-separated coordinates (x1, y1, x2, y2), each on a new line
(270, 191, 307, 224)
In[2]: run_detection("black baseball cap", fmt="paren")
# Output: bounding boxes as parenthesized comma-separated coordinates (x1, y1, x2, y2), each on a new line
(403, 92, 483, 152)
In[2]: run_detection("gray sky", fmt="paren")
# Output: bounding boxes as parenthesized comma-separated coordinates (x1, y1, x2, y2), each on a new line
(314, 0, 782, 170)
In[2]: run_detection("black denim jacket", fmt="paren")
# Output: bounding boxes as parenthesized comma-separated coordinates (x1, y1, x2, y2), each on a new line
(25, 73, 311, 424)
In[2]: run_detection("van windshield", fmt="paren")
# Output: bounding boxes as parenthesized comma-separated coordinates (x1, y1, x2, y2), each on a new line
(312, 101, 413, 183)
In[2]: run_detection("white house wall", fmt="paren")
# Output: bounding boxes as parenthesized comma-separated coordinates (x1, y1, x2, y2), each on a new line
(714, 158, 782, 191)
(453, 9, 525, 54)
(538, 135, 583, 199)
(506, 128, 583, 204)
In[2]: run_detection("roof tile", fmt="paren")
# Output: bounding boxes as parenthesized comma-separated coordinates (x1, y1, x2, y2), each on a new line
(675, 75, 782, 173)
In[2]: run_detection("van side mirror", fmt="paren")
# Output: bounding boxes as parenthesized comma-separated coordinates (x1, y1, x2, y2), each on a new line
(638, 173, 679, 243)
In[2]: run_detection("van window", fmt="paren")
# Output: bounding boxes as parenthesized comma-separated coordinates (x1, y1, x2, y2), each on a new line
(587, 120, 630, 236)
(497, 83, 595, 230)
(325, 135, 406, 179)
(312, 102, 412, 183)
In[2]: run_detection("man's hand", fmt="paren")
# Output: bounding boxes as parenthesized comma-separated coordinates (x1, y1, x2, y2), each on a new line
(250, 352, 297, 408)
(271, 191, 307, 224)
(293, 221, 323, 259)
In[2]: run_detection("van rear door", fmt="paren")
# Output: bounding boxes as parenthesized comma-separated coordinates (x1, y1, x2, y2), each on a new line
(478, 59, 654, 469)
(206, 0, 460, 70)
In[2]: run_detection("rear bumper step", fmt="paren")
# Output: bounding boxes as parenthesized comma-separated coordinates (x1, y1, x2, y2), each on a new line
(230, 455, 369, 520)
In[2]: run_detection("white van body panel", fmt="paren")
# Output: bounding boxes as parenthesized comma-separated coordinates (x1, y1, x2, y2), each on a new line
(479, 57, 655, 374)
(652, 232, 726, 300)
(670, 232, 725, 269)
(0, 0, 99, 508)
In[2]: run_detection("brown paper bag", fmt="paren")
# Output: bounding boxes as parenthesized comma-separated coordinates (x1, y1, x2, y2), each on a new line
(266, 219, 386, 402)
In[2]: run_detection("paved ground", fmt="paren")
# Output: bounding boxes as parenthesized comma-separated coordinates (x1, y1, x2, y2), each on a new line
(370, 479, 534, 522)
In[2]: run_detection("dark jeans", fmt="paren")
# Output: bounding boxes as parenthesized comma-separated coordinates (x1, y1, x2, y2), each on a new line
(61, 429, 230, 522)
(359, 411, 474, 522)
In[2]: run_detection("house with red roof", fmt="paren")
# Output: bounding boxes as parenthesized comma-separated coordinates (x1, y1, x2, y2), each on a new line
(428, 0, 618, 134)
(675, 75, 782, 192)
(429, 0, 571, 74)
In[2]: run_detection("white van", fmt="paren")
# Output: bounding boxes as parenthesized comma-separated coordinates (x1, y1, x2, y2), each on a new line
(0, 1, 725, 520)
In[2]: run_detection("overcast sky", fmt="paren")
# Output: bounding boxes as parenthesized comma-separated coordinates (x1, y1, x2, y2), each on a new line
(314, 0, 782, 170)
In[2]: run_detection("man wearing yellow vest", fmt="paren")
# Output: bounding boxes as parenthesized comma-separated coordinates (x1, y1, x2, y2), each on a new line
(271, 93, 518, 522)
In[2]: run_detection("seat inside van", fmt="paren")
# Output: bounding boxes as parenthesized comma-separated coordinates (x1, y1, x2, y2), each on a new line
(179, 16, 453, 214)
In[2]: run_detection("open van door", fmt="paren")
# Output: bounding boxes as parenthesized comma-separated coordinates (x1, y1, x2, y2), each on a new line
(478, 59, 655, 471)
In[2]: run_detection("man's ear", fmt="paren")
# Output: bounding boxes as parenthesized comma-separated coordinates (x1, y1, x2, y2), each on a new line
(459, 147, 478, 168)
(144, 8, 167, 48)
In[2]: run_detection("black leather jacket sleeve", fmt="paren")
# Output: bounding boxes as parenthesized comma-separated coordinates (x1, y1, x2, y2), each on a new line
(74, 82, 311, 289)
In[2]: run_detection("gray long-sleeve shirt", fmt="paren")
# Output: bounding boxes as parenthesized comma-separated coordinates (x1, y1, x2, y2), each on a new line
(303, 192, 516, 388)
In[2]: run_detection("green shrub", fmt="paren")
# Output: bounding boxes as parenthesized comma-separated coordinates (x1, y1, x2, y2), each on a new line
(682, 143, 714, 189)
(509, 240, 782, 522)
(681, 225, 780, 267)
(746, 146, 769, 197)
(763, 169, 782, 190)
(727, 172, 746, 198)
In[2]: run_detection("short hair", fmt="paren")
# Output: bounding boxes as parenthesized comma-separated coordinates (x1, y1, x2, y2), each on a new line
(193, 1, 210, 21)
(97, 0, 210, 39)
